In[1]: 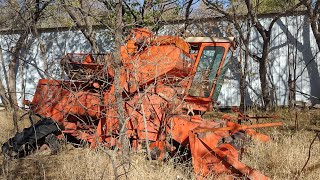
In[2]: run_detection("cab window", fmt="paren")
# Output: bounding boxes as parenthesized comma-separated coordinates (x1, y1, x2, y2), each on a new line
(188, 46, 225, 97)
(212, 49, 233, 101)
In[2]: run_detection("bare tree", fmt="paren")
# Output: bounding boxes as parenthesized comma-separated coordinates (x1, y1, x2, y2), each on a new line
(122, 0, 180, 32)
(181, 0, 197, 35)
(0, 0, 52, 131)
(302, 0, 320, 51)
(62, 0, 99, 53)
(204, 0, 303, 109)
(113, 0, 130, 156)
(244, 0, 302, 109)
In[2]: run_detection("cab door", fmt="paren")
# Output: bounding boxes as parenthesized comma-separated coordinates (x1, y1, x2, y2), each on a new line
(186, 42, 233, 110)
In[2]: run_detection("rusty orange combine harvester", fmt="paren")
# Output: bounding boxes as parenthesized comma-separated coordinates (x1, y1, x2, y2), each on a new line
(3, 28, 282, 179)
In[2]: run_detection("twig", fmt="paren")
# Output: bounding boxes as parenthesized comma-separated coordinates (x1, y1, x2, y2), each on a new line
(296, 132, 320, 179)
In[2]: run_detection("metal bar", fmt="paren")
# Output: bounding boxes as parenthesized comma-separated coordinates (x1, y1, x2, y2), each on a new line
(193, 122, 283, 133)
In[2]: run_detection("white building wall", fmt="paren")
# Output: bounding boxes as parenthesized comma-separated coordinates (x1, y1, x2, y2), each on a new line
(0, 29, 113, 104)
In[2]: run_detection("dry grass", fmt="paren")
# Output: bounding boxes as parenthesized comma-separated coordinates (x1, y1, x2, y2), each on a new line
(0, 146, 193, 180)
(0, 110, 33, 145)
(242, 130, 320, 179)
(240, 108, 320, 179)
(0, 108, 320, 179)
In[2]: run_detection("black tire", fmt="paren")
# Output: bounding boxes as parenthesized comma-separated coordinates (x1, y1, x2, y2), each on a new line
(2, 117, 60, 157)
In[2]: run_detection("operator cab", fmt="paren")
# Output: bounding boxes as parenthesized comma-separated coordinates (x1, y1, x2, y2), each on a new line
(184, 37, 236, 111)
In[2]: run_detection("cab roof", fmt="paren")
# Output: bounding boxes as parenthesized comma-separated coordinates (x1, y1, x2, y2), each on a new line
(185, 37, 236, 50)
(185, 37, 235, 43)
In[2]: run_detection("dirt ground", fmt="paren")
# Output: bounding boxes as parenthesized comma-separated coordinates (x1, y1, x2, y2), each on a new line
(0, 108, 319, 180)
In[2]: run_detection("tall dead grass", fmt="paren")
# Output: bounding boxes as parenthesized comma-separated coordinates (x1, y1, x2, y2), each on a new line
(242, 108, 320, 179)
(0, 147, 194, 180)
(0, 110, 33, 144)
(243, 129, 320, 179)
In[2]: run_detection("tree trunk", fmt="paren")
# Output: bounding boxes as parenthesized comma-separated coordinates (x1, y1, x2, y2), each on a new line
(0, 80, 10, 109)
(19, 58, 26, 108)
(239, 21, 251, 112)
(182, 0, 194, 35)
(288, 74, 296, 108)
(239, 40, 245, 111)
(0, 47, 10, 109)
(88, 37, 98, 54)
(311, 26, 320, 52)
(39, 38, 49, 78)
(240, 45, 250, 111)
(259, 41, 271, 109)
(304, 0, 320, 51)
(114, 0, 129, 154)
(8, 32, 28, 132)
